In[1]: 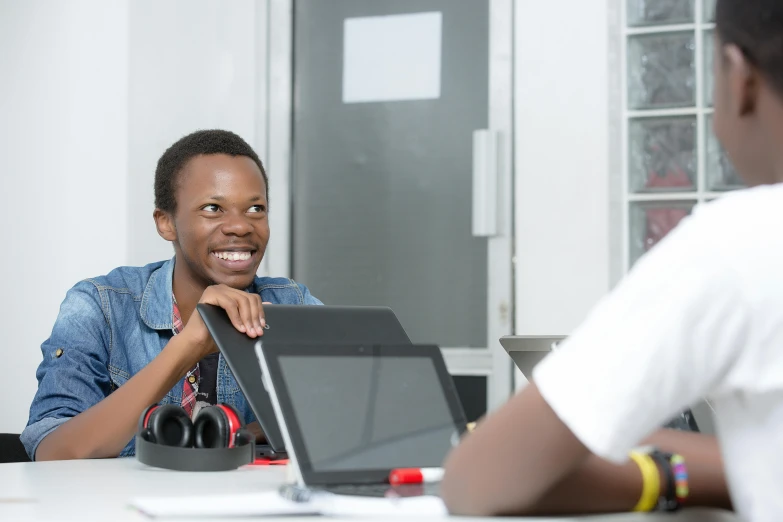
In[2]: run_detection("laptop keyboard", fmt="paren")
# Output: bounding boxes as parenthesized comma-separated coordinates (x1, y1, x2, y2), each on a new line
(324, 484, 392, 497)
(324, 483, 438, 498)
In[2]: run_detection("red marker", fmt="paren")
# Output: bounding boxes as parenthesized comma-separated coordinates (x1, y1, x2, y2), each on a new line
(389, 467, 445, 485)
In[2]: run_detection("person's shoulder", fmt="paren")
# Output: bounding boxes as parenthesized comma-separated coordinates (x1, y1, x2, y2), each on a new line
(254, 276, 322, 305)
(691, 184, 783, 228)
(690, 185, 783, 243)
(71, 260, 169, 297)
(687, 184, 783, 288)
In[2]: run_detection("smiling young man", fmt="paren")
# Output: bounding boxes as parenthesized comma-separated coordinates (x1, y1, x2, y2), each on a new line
(441, 1, 783, 519)
(22, 130, 321, 461)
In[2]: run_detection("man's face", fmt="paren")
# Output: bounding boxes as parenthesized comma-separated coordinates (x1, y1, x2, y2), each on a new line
(166, 153, 270, 290)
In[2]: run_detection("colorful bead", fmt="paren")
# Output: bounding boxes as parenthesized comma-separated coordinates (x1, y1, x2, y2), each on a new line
(670, 453, 689, 502)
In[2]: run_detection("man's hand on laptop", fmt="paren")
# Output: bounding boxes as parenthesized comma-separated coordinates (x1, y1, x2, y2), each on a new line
(180, 284, 269, 360)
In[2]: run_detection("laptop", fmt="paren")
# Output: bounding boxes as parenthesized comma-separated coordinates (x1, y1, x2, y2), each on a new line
(254, 342, 468, 497)
(499, 335, 716, 434)
(196, 303, 413, 459)
(499, 335, 565, 381)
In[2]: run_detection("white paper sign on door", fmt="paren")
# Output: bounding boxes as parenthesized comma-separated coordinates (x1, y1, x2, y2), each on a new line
(342, 12, 442, 104)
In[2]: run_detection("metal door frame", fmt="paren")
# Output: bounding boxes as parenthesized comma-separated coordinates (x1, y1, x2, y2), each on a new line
(264, 0, 515, 412)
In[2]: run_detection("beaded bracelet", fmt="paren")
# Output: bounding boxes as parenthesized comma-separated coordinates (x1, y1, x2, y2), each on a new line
(671, 453, 690, 505)
(650, 450, 689, 511)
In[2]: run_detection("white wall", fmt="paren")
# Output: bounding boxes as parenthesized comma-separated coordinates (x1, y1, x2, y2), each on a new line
(0, 0, 267, 432)
(0, 0, 129, 432)
(127, 0, 265, 267)
(1, 0, 616, 431)
(513, 0, 612, 336)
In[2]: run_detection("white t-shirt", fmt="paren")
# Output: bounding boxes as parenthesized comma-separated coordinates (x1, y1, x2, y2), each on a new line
(534, 183, 783, 521)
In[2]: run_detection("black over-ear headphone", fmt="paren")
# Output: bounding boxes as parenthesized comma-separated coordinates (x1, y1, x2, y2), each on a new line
(135, 403, 255, 471)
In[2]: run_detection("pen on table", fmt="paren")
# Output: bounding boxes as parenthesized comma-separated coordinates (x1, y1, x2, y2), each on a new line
(388, 467, 444, 485)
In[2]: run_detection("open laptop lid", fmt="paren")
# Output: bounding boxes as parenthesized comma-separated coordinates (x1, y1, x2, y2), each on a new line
(500, 335, 717, 434)
(255, 342, 467, 487)
(499, 335, 566, 381)
(197, 304, 413, 455)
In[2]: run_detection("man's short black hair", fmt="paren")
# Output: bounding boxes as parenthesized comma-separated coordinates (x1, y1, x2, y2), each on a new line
(154, 129, 268, 214)
(716, 0, 783, 97)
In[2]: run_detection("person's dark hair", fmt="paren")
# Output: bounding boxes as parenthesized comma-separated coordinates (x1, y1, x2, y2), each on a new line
(715, 0, 783, 96)
(154, 129, 268, 214)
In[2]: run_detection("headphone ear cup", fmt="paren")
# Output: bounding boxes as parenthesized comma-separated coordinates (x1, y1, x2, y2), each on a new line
(146, 404, 194, 447)
(138, 404, 159, 441)
(194, 404, 244, 449)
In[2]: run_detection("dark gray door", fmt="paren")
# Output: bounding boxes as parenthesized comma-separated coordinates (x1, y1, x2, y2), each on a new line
(276, 0, 514, 410)
(292, 0, 489, 348)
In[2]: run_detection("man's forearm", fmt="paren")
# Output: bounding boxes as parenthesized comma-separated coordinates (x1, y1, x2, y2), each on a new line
(35, 334, 198, 461)
(524, 429, 731, 515)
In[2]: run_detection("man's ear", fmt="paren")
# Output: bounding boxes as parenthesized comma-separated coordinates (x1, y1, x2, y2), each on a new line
(725, 44, 759, 117)
(153, 208, 177, 242)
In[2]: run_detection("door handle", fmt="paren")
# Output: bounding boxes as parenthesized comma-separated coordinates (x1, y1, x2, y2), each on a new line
(472, 129, 500, 237)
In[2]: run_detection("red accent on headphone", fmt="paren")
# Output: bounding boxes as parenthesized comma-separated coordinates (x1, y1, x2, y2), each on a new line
(219, 404, 242, 448)
(143, 405, 158, 429)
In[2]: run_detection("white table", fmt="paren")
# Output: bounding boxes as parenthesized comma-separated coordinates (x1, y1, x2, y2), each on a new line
(0, 459, 739, 521)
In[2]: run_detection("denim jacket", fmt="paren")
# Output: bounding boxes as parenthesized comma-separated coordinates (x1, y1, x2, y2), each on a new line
(21, 257, 321, 460)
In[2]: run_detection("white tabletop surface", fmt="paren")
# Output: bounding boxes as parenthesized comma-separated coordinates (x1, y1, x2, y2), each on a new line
(0, 459, 740, 521)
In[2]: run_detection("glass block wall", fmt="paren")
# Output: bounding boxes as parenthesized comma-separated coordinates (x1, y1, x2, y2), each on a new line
(624, 0, 742, 268)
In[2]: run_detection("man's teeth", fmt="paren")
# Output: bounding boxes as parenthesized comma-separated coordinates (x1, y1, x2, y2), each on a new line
(214, 251, 252, 261)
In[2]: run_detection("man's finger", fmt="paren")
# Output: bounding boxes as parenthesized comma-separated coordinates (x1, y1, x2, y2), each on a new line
(215, 295, 245, 334)
(234, 293, 260, 338)
(246, 294, 264, 336)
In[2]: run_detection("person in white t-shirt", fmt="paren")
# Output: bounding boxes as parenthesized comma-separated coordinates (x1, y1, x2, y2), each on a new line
(442, 0, 783, 520)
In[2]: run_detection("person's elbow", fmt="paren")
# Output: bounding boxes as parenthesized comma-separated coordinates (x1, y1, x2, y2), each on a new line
(440, 477, 501, 516)
(22, 420, 79, 461)
(34, 430, 87, 461)
(33, 424, 116, 461)
(440, 452, 537, 516)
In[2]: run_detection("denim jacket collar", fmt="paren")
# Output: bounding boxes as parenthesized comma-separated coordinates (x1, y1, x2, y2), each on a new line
(139, 257, 175, 331)
(138, 256, 259, 332)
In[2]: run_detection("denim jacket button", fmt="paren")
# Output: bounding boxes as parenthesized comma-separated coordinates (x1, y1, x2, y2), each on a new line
(55, 348, 64, 358)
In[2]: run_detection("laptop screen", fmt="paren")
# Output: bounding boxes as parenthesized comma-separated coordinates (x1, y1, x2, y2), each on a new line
(258, 344, 467, 484)
(280, 354, 456, 471)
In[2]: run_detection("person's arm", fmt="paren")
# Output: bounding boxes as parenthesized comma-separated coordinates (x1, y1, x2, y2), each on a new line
(441, 383, 593, 516)
(33, 284, 268, 461)
(442, 386, 731, 516)
(442, 209, 748, 516)
(523, 427, 731, 515)
(35, 332, 203, 460)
